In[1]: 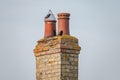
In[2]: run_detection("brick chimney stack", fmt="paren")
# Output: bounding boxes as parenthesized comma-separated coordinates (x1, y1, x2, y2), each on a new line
(57, 13, 70, 35)
(44, 10, 56, 38)
(34, 11, 81, 80)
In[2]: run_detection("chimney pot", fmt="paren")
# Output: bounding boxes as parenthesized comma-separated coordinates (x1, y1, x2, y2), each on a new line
(44, 10, 56, 38)
(57, 13, 70, 35)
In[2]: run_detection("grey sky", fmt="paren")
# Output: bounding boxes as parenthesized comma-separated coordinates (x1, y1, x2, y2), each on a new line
(0, 0, 120, 80)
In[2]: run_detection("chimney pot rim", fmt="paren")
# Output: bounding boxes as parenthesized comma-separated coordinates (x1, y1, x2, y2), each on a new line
(57, 13, 70, 16)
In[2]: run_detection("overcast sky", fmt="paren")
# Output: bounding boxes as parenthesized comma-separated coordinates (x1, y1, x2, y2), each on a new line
(0, 0, 120, 80)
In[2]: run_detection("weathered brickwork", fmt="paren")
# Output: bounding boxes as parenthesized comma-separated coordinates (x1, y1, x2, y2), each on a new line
(36, 53, 61, 80)
(34, 35, 81, 80)
(61, 53, 78, 80)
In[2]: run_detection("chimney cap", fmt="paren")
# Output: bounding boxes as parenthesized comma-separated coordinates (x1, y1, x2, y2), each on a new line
(45, 10, 56, 21)
(57, 13, 70, 18)
(57, 13, 70, 15)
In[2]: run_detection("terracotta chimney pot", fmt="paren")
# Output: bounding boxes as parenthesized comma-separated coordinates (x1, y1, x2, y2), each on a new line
(57, 13, 70, 35)
(44, 10, 56, 38)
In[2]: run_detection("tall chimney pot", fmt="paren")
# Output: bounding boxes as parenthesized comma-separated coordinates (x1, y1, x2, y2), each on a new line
(57, 13, 70, 35)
